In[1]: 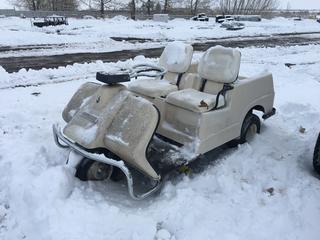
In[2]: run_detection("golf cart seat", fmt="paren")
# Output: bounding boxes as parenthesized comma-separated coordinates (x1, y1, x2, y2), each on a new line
(129, 42, 194, 98)
(166, 89, 225, 113)
(166, 46, 241, 113)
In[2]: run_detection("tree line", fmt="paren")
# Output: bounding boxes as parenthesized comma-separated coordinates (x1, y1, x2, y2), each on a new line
(14, 0, 278, 17)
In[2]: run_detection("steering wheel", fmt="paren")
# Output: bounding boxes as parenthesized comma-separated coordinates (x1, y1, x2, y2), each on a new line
(129, 63, 167, 79)
(96, 63, 167, 85)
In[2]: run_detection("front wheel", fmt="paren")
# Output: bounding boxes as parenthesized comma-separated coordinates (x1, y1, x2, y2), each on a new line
(75, 158, 113, 181)
(313, 134, 320, 174)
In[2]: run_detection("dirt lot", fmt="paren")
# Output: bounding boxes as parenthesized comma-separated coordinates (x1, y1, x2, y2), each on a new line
(1, 31, 320, 73)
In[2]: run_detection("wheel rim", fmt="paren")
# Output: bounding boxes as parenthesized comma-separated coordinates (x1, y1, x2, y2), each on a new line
(87, 162, 113, 180)
(246, 124, 257, 143)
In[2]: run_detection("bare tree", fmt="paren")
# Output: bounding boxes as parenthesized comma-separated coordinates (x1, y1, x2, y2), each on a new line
(13, 0, 40, 10)
(14, 0, 78, 11)
(172, 0, 211, 15)
(78, 0, 93, 9)
(155, 1, 161, 12)
(129, 0, 136, 20)
(140, 0, 155, 15)
(87, 0, 127, 17)
(188, 0, 210, 15)
(219, 0, 278, 14)
(163, 0, 170, 12)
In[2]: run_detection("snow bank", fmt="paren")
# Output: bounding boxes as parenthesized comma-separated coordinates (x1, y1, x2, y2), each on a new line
(0, 66, 10, 85)
(0, 58, 157, 89)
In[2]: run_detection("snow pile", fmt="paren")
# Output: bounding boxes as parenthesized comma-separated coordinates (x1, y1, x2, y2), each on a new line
(0, 66, 10, 85)
(112, 15, 129, 21)
(0, 44, 320, 239)
(0, 58, 158, 89)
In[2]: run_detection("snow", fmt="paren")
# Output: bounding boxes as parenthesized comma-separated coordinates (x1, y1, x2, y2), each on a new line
(0, 17, 320, 57)
(0, 16, 320, 240)
(159, 41, 193, 73)
(106, 134, 129, 146)
(73, 124, 98, 144)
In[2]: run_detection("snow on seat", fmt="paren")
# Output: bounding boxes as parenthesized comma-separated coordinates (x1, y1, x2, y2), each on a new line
(103, 91, 160, 179)
(166, 89, 225, 113)
(198, 45, 241, 85)
(129, 42, 193, 98)
(165, 46, 240, 113)
(129, 79, 178, 98)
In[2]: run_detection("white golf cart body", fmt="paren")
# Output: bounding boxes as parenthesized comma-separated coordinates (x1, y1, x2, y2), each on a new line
(53, 43, 275, 199)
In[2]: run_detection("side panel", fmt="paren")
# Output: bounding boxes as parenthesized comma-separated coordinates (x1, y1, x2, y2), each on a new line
(158, 103, 201, 144)
(63, 84, 127, 149)
(197, 73, 275, 153)
(232, 73, 275, 136)
(159, 73, 275, 154)
(103, 95, 160, 180)
(62, 82, 101, 122)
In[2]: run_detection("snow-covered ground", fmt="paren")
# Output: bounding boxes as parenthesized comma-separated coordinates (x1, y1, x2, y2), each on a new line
(0, 42, 320, 239)
(0, 16, 320, 57)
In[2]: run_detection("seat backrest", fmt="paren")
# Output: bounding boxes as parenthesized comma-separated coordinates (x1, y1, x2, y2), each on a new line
(178, 73, 202, 91)
(203, 81, 224, 95)
(159, 42, 193, 74)
(198, 46, 241, 94)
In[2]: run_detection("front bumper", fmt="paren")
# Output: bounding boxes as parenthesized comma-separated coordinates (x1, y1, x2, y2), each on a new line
(52, 123, 161, 200)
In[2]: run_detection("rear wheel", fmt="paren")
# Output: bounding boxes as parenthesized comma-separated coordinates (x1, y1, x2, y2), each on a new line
(227, 112, 260, 147)
(239, 112, 260, 144)
(313, 134, 320, 174)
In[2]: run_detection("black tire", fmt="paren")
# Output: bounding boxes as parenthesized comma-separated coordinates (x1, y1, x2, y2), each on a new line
(109, 167, 125, 182)
(227, 112, 260, 147)
(75, 158, 92, 181)
(239, 112, 260, 144)
(75, 158, 113, 181)
(313, 134, 320, 174)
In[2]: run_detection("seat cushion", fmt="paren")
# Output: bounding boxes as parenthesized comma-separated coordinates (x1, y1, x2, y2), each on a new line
(129, 79, 178, 98)
(166, 89, 225, 113)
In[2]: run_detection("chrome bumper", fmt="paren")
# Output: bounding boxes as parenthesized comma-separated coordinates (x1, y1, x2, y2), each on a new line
(52, 124, 161, 200)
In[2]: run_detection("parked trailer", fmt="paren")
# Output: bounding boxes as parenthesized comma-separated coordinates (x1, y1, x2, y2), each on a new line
(33, 15, 68, 27)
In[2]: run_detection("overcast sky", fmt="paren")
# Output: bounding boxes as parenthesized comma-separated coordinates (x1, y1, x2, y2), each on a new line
(0, 0, 320, 10)
(0, 0, 11, 9)
(280, 0, 320, 9)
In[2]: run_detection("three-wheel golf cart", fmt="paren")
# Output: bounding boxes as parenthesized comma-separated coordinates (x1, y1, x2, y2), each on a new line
(313, 133, 320, 174)
(53, 43, 276, 200)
